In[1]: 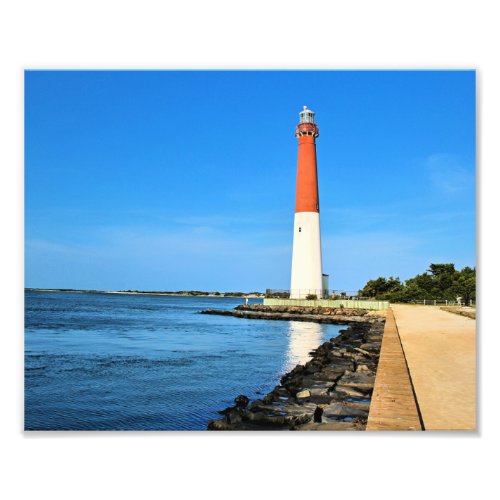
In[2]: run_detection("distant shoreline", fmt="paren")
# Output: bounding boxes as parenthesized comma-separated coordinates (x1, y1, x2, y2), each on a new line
(24, 288, 265, 299)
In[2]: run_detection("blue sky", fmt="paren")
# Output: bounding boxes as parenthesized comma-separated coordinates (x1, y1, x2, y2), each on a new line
(25, 70, 476, 292)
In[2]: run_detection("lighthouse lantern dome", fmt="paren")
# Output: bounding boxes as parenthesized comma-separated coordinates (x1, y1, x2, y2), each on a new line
(296, 105, 319, 138)
(299, 105, 315, 124)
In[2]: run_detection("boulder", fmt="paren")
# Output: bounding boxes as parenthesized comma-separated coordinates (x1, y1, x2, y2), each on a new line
(207, 419, 232, 430)
(248, 399, 266, 410)
(296, 390, 311, 399)
(312, 367, 347, 382)
(308, 382, 333, 396)
(244, 411, 287, 426)
(303, 360, 323, 374)
(313, 406, 324, 423)
(353, 347, 373, 357)
(356, 364, 373, 372)
(337, 371, 375, 390)
(333, 385, 369, 398)
(322, 402, 369, 419)
(225, 408, 242, 425)
(360, 342, 380, 352)
(307, 394, 337, 405)
(234, 394, 250, 408)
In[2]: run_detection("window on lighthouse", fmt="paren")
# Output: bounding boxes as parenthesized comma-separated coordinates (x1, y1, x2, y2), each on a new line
(302, 113, 310, 123)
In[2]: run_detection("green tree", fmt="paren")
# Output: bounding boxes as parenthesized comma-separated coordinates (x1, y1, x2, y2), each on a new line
(451, 266, 476, 303)
(359, 276, 403, 299)
(358, 263, 475, 303)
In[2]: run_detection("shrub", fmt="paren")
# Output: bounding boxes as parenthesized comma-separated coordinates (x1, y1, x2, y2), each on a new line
(306, 294, 318, 300)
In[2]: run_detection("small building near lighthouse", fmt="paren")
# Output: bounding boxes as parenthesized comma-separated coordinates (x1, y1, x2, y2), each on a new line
(322, 273, 329, 298)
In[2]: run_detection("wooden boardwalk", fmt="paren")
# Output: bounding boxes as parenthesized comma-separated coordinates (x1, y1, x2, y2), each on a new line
(366, 308, 422, 431)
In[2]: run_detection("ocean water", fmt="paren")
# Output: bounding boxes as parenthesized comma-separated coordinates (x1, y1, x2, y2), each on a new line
(24, 291, 344, 430)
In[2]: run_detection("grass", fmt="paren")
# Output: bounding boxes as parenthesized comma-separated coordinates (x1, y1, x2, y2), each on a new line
(440, 306, 476, 320)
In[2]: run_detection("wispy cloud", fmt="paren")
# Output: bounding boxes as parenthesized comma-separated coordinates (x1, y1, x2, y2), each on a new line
(172, 215, 260, 227)
(415, 209, 475, 223)
(426, 154, 475, 196)
(171, 212, 291, 229)
(26, 239, 100, 258)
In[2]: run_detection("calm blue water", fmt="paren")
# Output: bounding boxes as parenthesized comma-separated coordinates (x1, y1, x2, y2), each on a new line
(25, 291, 343, 430)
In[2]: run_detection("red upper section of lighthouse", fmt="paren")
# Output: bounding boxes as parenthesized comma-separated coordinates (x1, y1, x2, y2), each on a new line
(295, 106, 320, 213)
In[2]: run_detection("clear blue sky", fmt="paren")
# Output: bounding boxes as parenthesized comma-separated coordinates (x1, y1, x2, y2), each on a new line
(25, 70, 476, 292)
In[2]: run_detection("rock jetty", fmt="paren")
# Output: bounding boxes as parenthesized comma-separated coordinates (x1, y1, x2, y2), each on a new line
(201, 303, 384, 325)
(205, 305, 385, 431)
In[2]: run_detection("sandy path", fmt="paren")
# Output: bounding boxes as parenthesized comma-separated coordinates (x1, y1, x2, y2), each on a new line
(391, 304, 476, 430)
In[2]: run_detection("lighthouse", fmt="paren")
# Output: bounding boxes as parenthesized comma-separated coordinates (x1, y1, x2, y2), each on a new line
(290, 106, 326, 299)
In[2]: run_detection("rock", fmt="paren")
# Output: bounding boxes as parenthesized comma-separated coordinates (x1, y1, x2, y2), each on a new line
(350, 353, 373, 363)
(322, 402, 369, 419)
(307, 394, 337, 405)
(336, 371, 375, 390)
(356, 364, 372, 372)
(296, 390, 311, 399)
(244, 411, 287, 426)
(207, 419, 232, 430)
(312, 367, 348, 382)
(234, 394, 249, 408)
(333, 386, 369, 398)
(248, 399, 266, 410)
(327, 349, 345, 359)
(354, 347, 373, 357)
(262, 393, 275, 404)
(225, 408, 242, 424)
(242, 406, 312, 428)
(360, 343, 380, 352)
(287, 413, 313, 427)
(280, 364, 304, 384)
(275, 386, 290, 396)
(313, 406, 323, 423)
(304, 360, 323, 374)
(308, 383, 333, 396)
(365, 334, 383, 343)
(244, 403, 279, 413)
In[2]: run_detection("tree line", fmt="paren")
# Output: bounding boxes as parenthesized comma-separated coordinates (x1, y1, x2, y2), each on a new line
(358, 263, 476, 303)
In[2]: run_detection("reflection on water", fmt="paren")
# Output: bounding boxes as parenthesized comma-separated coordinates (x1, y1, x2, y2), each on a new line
(284, 321, 324, 372)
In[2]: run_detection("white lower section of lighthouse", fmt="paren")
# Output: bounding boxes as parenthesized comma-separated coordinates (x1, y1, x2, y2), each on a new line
(290, 212, 323, 299)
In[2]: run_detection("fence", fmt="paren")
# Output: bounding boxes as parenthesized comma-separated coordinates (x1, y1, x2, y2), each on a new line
(265, 289, 365, 300)
(263, 297, 389, 310)
(265, 289, 475, 307)
(406, 299, 475, 307)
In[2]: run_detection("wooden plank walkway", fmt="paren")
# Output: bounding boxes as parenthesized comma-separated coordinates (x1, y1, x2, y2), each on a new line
(366, 308, 423, 431)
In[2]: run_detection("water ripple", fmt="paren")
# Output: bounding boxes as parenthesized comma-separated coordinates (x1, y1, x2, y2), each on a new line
(25, 291, 342, 430)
